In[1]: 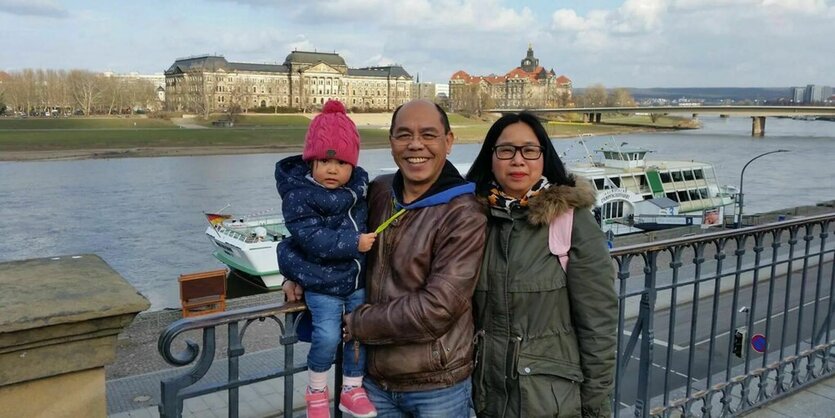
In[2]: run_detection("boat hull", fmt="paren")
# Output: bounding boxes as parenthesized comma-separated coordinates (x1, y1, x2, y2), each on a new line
(206, 220, 285, 290)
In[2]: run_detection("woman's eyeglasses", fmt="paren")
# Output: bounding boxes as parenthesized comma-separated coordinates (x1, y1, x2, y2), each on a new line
(493, 145, 544, 160)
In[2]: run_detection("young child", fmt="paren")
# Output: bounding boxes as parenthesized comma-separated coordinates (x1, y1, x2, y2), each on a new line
(275, 99, 377, 418)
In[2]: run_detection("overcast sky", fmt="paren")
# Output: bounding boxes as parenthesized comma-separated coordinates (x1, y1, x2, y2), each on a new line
(2, 0, 833, 88)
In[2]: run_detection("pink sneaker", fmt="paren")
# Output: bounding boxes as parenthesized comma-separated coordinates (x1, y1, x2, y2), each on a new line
(305, 387, 331, 418)
(339, 386, 377, 417)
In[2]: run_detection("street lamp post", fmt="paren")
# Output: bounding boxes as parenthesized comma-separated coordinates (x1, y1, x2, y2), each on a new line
(735, 149, 790, 228)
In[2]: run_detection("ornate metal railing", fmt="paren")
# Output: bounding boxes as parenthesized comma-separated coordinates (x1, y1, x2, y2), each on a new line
(157, 212, 834, 418)
(612, 213, 834, 417)
(156, 301, 346, 418)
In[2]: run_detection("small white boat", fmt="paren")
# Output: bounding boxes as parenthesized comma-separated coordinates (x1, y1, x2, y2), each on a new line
(204, 213, 288, 289)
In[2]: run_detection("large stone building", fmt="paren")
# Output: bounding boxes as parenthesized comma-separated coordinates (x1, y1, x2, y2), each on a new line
(164, 51, 413, 113)
(449, 45, 572, 111)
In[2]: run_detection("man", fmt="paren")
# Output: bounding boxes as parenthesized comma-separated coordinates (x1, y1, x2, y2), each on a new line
(343, 99, 487, 417)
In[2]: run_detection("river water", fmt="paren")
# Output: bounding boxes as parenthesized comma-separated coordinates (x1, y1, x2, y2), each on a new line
(1, 116, 833, 309)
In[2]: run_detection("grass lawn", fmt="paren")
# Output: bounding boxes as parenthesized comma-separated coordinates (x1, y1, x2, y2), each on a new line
(0, 118, 177, 129)
(447, 113, 484, 125)
(0, 112, 690, 154)
(0, 127, 391, 152)
(600, 114, 698, 129)
(202, 114, 312, 127)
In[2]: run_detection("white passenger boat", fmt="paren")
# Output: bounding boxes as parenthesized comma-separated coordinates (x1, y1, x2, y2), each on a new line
(571, 145, 736, 236)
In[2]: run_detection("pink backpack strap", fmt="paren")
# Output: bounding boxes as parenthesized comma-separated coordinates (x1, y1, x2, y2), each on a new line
(549, 208, 574, 272)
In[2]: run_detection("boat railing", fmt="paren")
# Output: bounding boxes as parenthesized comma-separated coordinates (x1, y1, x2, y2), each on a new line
(214, 225, 265, 244)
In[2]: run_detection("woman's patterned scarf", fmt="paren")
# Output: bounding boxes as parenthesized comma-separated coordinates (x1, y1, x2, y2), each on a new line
(487, 177, 551, 213)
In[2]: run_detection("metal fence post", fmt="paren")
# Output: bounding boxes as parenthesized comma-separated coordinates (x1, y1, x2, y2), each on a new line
(635, 251, 659, 418)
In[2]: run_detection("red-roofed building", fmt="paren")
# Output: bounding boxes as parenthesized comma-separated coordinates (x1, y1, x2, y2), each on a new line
(449, 45, 572, 113)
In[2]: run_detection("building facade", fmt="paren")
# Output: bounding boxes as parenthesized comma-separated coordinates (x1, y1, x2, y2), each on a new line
(449, 45, 572, 112)
(164, 51, 412, 113)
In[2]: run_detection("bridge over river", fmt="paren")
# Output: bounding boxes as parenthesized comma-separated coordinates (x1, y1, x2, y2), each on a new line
(488, 105, 835, 137)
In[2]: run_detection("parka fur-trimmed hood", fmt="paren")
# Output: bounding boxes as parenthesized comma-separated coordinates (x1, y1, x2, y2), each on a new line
(527, 176, 597, 226)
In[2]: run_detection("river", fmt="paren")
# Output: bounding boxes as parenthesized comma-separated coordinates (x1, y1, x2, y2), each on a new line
(1, 116, 833, 309)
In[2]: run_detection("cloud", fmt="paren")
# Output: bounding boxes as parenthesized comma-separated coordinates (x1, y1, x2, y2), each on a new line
(0, 0, 68, 17)
(552, 9, 594, 32)
(760, 0, 829, 15)
(3, 0, 833, 87)
(613, 0, 668, 34)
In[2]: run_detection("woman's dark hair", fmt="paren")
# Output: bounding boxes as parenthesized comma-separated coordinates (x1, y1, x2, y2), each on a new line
(465, 112, 574, 195)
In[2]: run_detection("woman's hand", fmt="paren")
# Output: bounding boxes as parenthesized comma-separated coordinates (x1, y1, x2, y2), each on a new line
(282, 280, 304, 302)
(342, 313, 354, 342)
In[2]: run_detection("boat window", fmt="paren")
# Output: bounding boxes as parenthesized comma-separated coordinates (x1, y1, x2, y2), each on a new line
(602, 201, 624, 219)
(688, 189, 700, 200)
(660, 172, 672, 183)
(594, 179, 605, 190)
(667, 192, 678, 201)
(694, 169, 704, 180)
(700, 188, 709, 198)
(684, 170, 695, 181)
(677, 191, 690, 202)
(672, 171, 683, 182)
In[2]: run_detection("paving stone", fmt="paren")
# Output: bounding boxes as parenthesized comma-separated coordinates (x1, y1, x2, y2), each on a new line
(246, 397, 276, 417)
(765, 389, 835, 417)
(184, 397, 211, 414)
(127, 407, 158, 418)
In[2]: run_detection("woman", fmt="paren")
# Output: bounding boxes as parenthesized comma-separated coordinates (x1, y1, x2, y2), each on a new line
(465, 113, 617, 417)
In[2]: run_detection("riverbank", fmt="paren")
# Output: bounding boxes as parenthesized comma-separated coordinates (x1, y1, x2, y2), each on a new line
(0, 127, 668, 162)
(0, 113, 689, 162)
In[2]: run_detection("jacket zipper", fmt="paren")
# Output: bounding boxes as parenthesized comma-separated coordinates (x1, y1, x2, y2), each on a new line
(473, 329, 487, 385)
(347, 187, 361, 290)
(504, 216, 514, 378)
(377, 198, 398, 303)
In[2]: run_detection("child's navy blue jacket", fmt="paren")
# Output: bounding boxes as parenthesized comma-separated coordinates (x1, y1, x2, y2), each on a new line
(275, 155, 369, 297)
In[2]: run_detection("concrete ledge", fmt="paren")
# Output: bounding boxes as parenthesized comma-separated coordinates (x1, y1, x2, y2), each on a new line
(0, 368, 106, 418)
(0, 254, 150, 416)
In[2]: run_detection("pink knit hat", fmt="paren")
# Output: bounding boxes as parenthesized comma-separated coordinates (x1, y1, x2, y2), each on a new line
(302, 100, 360, 166)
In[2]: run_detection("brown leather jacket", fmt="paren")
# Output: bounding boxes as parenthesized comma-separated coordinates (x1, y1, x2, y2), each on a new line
(346, 174, 487, 391)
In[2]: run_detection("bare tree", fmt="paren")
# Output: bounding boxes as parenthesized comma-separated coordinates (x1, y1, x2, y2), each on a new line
(452, 83, 496, 117)
(181, 69, 211, 118)
(67, 70, 102, 115)
(583, 84, 607, 107)
(227, 75, 255, 122)
(607, 88, 636, 107)
(44, 69, 69, 114)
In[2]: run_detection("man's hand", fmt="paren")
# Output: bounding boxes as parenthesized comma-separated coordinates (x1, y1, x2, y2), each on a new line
(282, 280, 304, 302)
(358, 233, 377, 253)
(342, 313, 353, 342)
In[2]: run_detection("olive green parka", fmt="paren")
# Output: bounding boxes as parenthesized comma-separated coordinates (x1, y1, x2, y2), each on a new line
(472, 179, 617, 418)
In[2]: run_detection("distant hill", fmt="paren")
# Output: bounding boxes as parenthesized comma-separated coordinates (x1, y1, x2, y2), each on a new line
(575, 87, 791, 102)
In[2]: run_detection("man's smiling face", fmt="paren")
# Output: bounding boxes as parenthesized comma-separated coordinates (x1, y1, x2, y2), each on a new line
(389, 100, 454, 201)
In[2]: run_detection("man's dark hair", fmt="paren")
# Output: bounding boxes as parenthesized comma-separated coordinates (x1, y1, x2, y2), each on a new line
(465, 112, 575, 195)
(389, 101, 451, 135)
